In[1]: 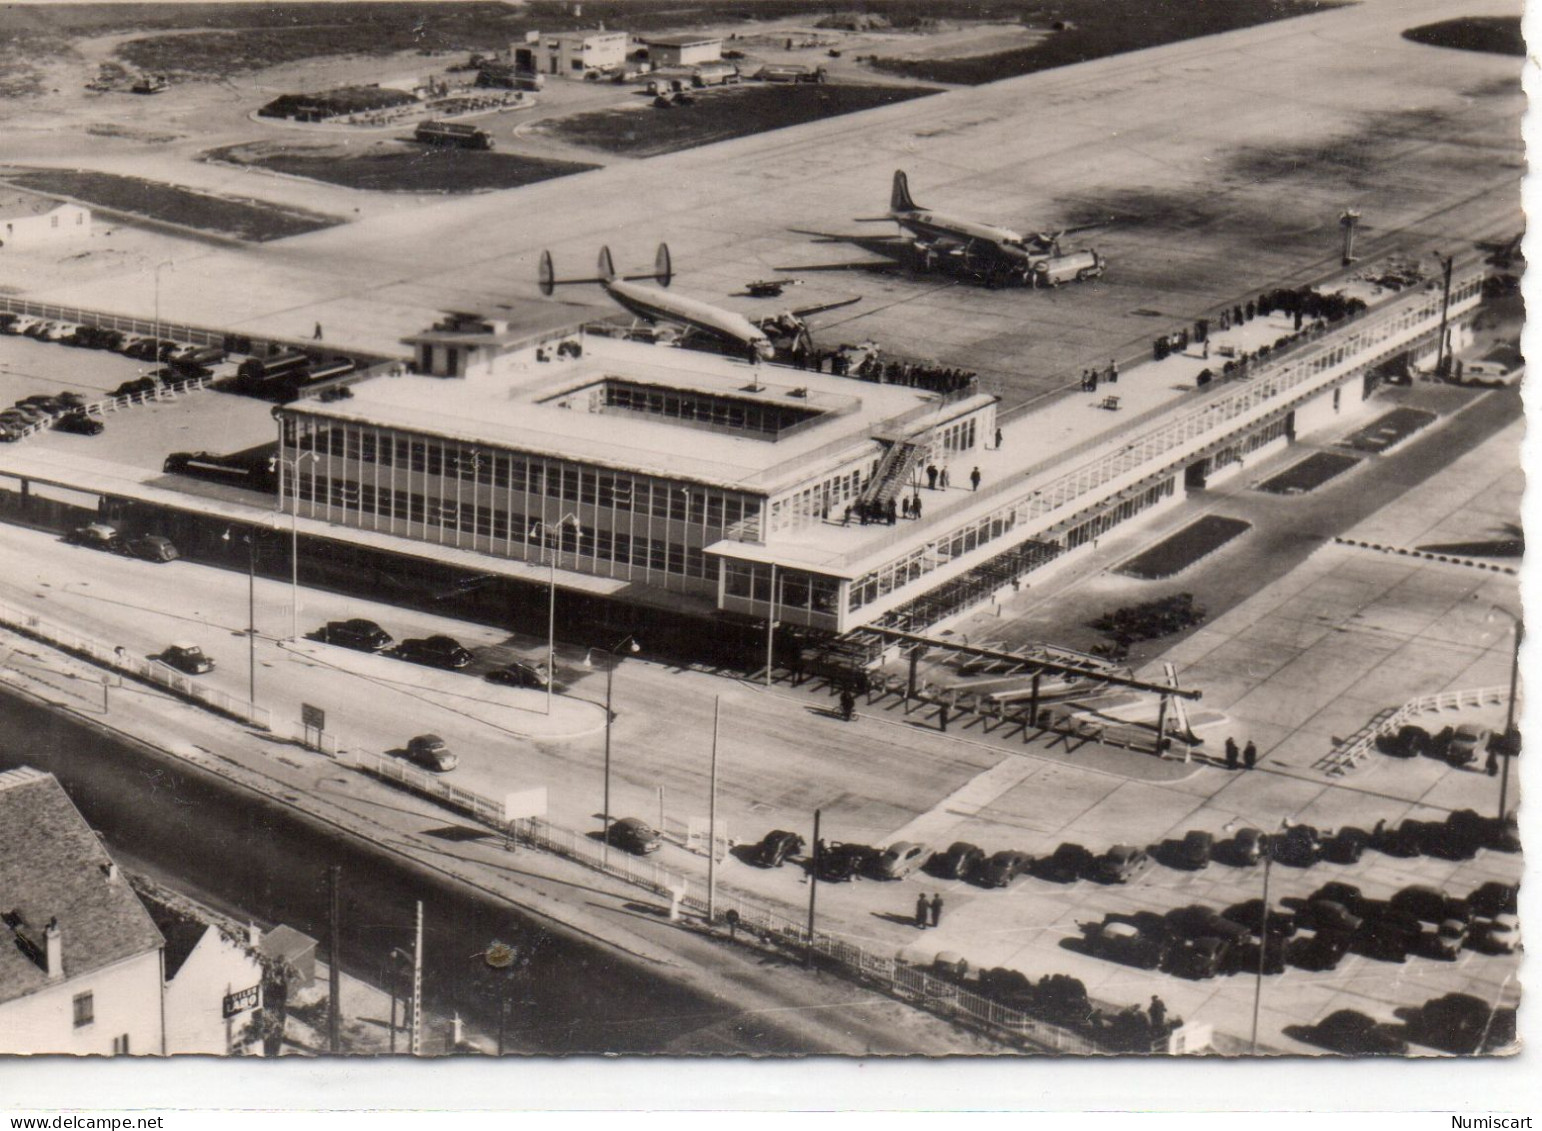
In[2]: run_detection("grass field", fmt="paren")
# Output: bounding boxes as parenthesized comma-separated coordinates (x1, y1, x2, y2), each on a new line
(538, 83, 938, 158)
(205, 144, 599, 193)
(1255, 451, 1360, 495)
(1, 168, 341, 242)
(1117, 516, 1251, 580)
(869, 0, 1345, 85)
(1403, 17, 1524, 57)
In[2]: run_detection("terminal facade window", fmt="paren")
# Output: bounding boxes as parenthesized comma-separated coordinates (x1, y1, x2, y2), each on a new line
(721, 560, 842, 628)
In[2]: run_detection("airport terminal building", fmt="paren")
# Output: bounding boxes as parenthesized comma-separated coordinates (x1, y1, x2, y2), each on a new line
(275, 259, 1482, 636)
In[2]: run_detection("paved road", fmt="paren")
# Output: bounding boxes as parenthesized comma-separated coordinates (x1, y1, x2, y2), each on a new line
(0, 688, 999, 1056)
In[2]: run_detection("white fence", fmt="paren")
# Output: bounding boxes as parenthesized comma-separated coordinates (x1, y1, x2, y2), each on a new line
(342, 747, 511, 829)
(1318, 685, 1511, 775)
(0, 596, 272, 729)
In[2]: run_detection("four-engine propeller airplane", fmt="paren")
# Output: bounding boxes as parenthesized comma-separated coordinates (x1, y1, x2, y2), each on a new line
(539, 244, 858, 360)
(779, 170, 1108, 288)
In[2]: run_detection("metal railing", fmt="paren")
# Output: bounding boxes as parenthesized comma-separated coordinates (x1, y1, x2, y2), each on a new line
(1317, 685, 1512, 775)
(343, 747, 511, 828)
(0, 596, 272, 729)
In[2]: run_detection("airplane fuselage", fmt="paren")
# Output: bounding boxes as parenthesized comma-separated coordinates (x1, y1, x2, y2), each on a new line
(891, 209, 1030, 256)
(605, 280, 774, 359)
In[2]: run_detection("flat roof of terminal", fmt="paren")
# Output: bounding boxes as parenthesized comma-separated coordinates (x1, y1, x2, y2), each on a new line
(286, 338, 978, 494)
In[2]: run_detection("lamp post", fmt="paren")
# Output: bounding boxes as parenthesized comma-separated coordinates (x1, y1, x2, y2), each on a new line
(222, 527, 256, 707)
(1486, 604, 1522, 821)
(152, 259, 174, 350)
(530, 514, 581, 716)
(584, 634, 640, 866)
(1223, 817, 1291, 1055)
(279, 450, 319, 639)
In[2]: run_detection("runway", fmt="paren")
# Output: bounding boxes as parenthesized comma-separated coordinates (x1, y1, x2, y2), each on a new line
(14, 0, 1523, 411)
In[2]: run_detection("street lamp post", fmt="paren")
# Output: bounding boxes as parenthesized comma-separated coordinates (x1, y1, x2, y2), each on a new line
(530, 514, 581, 716)
(152, 259, 174, 349)
(585, 634, 640, 866)
(222, 527, 257, 707)
(1486, 605, 1523, 821)
(279, 450, 319, 639)
(1224, 817, 1290, 1055)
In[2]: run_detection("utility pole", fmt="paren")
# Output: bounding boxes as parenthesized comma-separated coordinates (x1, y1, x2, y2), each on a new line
(410, 901, 423, 1055)
(764, 564, 778, 688)
(707, 696, 720, 922)
(327, 865, 342, 1054)
(805, 808, 820, 968)
(1435, 252, 1454, 378)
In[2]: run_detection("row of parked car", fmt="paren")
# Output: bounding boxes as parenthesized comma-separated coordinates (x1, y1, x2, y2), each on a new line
(0, 391, 103, 442)
(1379, 720, 1505, 768)
(1082, 877, 1519, 981)
(1, 312, 225, 370)
(313, 617, 551, 687)
(66, 521, 181, 562)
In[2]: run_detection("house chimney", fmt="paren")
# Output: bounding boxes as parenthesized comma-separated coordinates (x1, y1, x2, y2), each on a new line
(44, 918, 62, 980)
(101, 861, 119, 882)
(247, 922, 262, 949)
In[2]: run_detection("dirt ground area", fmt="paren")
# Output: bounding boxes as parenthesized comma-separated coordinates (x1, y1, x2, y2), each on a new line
(534, 82, 940, 159)
(206, 140, 599, 195)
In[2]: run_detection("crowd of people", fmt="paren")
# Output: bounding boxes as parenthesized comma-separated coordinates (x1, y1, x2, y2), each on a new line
(799, 349, 979, 395)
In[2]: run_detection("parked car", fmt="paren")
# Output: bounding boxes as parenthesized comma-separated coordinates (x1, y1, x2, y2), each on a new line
(3, 315, 38, 335)
(1468, 881, 1518, 918)
(604, 817, 661, 855)
(1352, 903, 1417, 963)
(1412, 993, 1516, 1054)
(871, 840, 932, 880)
(160, 642, 214, 675)
(1222, 827, 1265, 866)
(318, 619, 393, 652)
(1164, 935, 1231, 980)
(1287, 929, 1353, 971)
(1272, 824, 1321, 866)
(1086, 919, 1167, 970)
(1320, 826, 1369, 865)
(18, 395, 68, 416)
(748, 830, 804, 868)
(1470, 913, 1520, 954)
(485, 661, 549, 689)
(1390, 885, 1469, 925)
(54, 412, 104, 436)
(1033, 842, 1094, 883)
(1446, 722, 1492, 768)
(67, 522, 122, 551)
(1307, 882, 1367, 917)
(973, 849, 1033, 888)
(124, 534, 178, 562)
(1296, 900, 1362, 934)
(928, 841, 985, 879)
(817, 842, 879, 882)
(1421, 918, 1468, 961)
(1221, 899, 1296, 939)
(405, 733, 458, 773)
(6, 404, 49, 424)
(395, 634, 474, 669)
(1091, 844, 1154, 884)
(1306, 1010, 1409, 1055)
(1168, 830, 1214, 871)
(56, 391, 86, 409)
(1373, 818, 1426, 858)
(1418, 818, 1481, 861)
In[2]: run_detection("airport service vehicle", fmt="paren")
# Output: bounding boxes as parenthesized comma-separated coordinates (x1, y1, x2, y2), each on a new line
(1031, 249, 1106, 286)
(318, 619, 393, 653)
(605, 818, 661, 856)
(748, 830, 804, 868)
(395, 635, 474, 670)
(871, 841, 931, 880)
(690, 63, 741, 87)
(67, 522, 122, 551)
(161, 643, 214, 675)
(405, 734, 458, 773)
(929, 841, 984, 880)
(414, 120, 494, 150)
(1308, 1010, 1408, 1056)
(1091, 845, 1153, 884)
(973, 850, 1032, 888)
(54, 412, 104, 436)
(124, 534, 178, 562)
(162, 451, 278, 493)
(485, 661, 549, 689)
(817, 842, 878, 882)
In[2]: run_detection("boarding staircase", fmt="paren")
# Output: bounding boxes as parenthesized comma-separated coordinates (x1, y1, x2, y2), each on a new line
(857, 439, 927, 510)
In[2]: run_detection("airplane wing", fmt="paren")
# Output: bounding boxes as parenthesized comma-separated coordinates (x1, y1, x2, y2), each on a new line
(786, 295, 863, 319)
(773, 260, 902, 274)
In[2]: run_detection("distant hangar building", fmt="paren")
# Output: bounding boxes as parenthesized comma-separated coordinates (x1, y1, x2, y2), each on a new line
(645, 35, 723, 69)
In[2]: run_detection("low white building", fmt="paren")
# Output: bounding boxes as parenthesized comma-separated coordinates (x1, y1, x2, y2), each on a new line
(541, 30, 627, 77)
(138, 880, 265, 1056)
(0, 767, 164, 1056)
(645, 35, 722, 68)
(0, 192, 91, 250)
